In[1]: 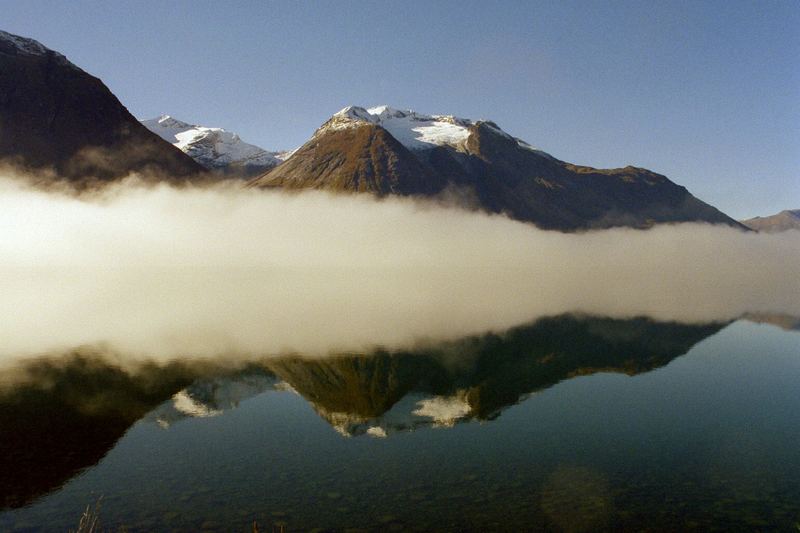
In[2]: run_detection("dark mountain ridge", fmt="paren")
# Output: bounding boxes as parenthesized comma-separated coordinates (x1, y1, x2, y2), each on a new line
(0, 30, 203, 183)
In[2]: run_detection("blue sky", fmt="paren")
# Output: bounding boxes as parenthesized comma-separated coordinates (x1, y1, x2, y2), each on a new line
(3, 0, 798, 218)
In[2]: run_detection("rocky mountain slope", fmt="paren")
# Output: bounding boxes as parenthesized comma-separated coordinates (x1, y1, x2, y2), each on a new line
(0, 30, 203, 183)
(741, 209, 800, 233)
(142, 115, 289, 177)
(250, 106, 743, 231)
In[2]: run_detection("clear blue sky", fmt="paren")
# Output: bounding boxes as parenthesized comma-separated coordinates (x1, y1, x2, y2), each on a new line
(3, 0, 798, 218)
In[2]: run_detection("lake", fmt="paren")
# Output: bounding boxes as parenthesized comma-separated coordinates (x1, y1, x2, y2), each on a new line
(1, 315, 799, 531)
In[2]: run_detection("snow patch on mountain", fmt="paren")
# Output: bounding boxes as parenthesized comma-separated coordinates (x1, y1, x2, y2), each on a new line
(321, 105, 472, 151)
(306, 391, 477, 438)
(320, 105, 552, 158)
(147, 374, 278, 428)
(171, 390, 223, 419)
(412, 394, 472, 427)
(141, 115, 288, 172)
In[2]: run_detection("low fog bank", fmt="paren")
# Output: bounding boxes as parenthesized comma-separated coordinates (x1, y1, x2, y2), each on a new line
(0, 174, 798, 362)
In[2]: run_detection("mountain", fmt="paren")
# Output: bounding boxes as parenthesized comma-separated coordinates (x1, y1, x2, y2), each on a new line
(141, 115, 290, 178)
(0, 30, 203, 183)
(249, 105, 743, 231)
(741, 209, 800, 233)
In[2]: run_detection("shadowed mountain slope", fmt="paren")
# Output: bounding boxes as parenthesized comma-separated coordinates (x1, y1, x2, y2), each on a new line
(0, 30, 203, 183)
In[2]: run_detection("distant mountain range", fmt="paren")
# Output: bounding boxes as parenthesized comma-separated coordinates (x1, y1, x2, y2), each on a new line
(0, 30, 202, 182)
(741, 209, 800, 233)
(141, 115, 291, 177)
(248, 105, 745, 230)
(0, 29, 751, 231)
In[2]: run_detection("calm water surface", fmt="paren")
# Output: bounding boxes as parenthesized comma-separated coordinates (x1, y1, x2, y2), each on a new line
(1, 316, 799, 532)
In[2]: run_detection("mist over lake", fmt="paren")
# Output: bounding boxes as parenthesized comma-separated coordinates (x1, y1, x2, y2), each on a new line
(1, 176, 798, 363)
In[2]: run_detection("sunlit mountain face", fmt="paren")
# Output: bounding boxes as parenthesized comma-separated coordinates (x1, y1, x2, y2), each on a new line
(248, 106, 745, 231)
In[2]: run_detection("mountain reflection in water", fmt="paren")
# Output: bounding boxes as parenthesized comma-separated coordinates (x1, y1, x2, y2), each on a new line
(0, 313, 727, 510)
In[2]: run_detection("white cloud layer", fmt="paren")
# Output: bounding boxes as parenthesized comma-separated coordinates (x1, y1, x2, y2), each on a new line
(0, 175, 798, 362)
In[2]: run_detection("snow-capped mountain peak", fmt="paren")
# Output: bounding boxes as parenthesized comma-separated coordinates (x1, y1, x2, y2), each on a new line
(141, 115, 194, 143)
(155, 114, 192, 130)
(332, 105, 377, 123)
(322, 105, 473, 151)
(141, 115, 289, 176)
(320, 104, 551, 157)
